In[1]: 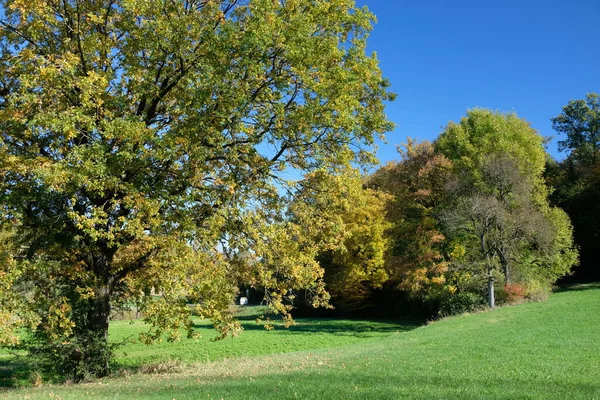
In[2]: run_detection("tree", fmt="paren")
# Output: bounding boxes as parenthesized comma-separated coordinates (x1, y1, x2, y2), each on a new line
(435, 108, 548, 202)
(442, 192, 503, 307)
(442, 155, 556, 307)
(367, 140, 452, 297)
(551, 93, 600, 168)
(0, 0, 393, 380)
(436, 109, 577, 307)
(295, 169, 391, 313)
(478, 155, 555, 285)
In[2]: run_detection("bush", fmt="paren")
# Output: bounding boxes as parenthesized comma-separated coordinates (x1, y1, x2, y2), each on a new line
(24, 332, 114, 383)
(437, 292, 485, 317)
(525, 280, 551, 302)
(496, 283, 527, 305)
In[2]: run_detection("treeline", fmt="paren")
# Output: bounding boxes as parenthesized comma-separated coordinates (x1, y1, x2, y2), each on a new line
(546, 94, 600, 283)
(291, 99, 599, 318)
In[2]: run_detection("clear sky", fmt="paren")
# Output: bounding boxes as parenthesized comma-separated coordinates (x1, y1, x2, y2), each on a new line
(355, 0, 600, 165)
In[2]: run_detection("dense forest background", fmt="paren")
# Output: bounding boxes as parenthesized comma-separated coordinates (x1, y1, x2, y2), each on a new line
(293, 95, 599, 319)
(547, 94, 600, 284)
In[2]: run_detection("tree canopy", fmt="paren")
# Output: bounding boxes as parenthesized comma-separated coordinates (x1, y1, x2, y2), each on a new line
(0, 0, 393, 380)
(367, 140, 451, 296)
(435, 110, 577, 307)
(301, 169, 391, 312)
(551, 93, 600, 168)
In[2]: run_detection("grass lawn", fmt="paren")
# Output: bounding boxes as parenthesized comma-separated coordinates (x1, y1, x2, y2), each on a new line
(109, 308, 412, 368)
(2, 284, 600, 399)
(0, 306, 415, 388)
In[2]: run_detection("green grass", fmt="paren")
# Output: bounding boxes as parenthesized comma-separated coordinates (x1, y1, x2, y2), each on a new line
(109, 308, 411, 368)
(0, 306, 414, 388)
(2, 284, 600, 399)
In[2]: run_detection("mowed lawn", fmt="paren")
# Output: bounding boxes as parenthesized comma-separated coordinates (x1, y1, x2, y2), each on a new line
(0, 307, 415, 388)
(110, 308, 411, 368)
(2, 284, 600, 399)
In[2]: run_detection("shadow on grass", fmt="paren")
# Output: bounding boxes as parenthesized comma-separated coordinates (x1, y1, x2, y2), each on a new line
(248, 320, 419, 335)
(554, 282, 600, 293)
(191, 315, 422, 336)
(0, 358, 29, 389)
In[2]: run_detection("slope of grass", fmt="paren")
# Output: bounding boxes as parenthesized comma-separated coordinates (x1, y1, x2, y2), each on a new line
(2, 284, 600, 399)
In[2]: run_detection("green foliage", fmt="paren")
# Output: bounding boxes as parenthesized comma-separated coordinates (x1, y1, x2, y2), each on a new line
(552, 93, 600, 168)
(436, 291, 485, 317)
(26, 332, 116, 384)
(0, 231, 39, 350)
(298, 169, 391, 312)
(0, 0, 393, 380)
(435, 108, 547, 189)
(547, 93, 600, 282)
(537, 206, 579, 281)
(435, 109, 577, 306)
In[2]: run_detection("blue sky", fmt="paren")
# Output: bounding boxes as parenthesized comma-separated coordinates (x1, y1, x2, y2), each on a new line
(355, 0, 600, 165)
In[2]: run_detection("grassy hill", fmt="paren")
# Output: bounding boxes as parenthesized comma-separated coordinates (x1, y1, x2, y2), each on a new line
(2, 284, 599, 399)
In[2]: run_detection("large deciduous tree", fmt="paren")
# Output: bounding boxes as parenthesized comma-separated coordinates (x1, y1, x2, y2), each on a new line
(0, 0, 393, 379)
(296, 169, 391, 313)
(367, 140, 451, 296)
(436, 109, 578, 307)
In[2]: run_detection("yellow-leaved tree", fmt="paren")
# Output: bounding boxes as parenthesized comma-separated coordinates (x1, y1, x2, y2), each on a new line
(289, 169, 391, 312)
(0, 0, 393, 380)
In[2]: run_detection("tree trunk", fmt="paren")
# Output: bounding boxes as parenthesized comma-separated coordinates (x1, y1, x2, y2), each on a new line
(70, 274, 114, 381)
(487, 273, 495, 308)
(481, 235, 495, 308)
(499, 251, 509, 284)
(86, 283, 112, 377)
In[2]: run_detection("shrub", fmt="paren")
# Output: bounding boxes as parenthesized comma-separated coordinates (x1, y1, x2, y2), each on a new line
(24, 334, 115, 383)
(498, 283, 527, 304)
(437, 292, 485, 317)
